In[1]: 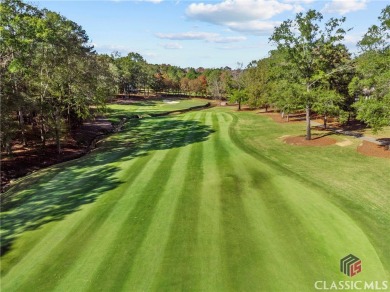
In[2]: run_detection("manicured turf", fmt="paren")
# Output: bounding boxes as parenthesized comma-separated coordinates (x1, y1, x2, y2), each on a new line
(1, 106, 389, 291)
(105, 98, 209, 123)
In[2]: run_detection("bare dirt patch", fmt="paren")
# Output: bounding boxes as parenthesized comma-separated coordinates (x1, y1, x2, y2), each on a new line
(259, 111, 306, 123)
(357, 141, 390, 159)
(283, 135, 337, 146)
(336, 140, 353, 147)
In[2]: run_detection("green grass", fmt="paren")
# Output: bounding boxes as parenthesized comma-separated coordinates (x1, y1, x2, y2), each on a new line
(1, 106, 389, 291)
(105, 98, 209, 123)
(361, 125, 390, 139)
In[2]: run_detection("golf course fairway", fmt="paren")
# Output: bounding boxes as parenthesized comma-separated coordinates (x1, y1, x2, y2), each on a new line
(1, 106, 389, 291)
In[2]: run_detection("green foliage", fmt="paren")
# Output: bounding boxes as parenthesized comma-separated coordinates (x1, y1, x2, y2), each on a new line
(114, 52, 147, 94)
(0, 0, 116, 153)
(269, 10, 351, 137)
(353, 97, 390, 132)
(312, 89, 344, 126)
(243, 59, 270, 108)
(270, 10, 348, 85)
(352, 5, 390, 132)
(270, 81, 305, 115)
(229, 88, 247, 105)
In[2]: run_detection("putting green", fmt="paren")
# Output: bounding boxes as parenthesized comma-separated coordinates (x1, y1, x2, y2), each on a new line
(1, 107, 389, 291)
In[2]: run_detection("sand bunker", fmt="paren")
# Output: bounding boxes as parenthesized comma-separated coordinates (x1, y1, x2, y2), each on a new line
(163, 100, 179, 104)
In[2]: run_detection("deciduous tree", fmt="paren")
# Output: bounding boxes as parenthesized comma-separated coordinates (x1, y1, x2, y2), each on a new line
(270, 10, 349, 139)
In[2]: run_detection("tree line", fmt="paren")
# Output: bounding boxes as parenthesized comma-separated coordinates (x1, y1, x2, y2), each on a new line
(1, 0, 389, 155)
(0, 0, 236, 155)
(1, 0, 116, 154)
(239, 6, 390, 140)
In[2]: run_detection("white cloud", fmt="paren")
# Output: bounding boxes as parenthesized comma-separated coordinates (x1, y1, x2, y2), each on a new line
(162, 42, 183, 49)
(92, 43, 158, 60)
(226, 20, 281, 35)
(186, 0, 294, 22)
(92, 43, 134, 54)
(111, 0, 163, 2)
(343, 33, 362, 45)
(283, 0, 314, 4)
(213, 36, 247, 43)
(143, 52, 158, 59)
(322, 0, 367, 15)
(292, 4, 305, 13)
(138, 0, 163, 3)
(217, 44, 262, 50)
(186, 0, 294, 34)
(156, 31, 219, 40)
(155, 31, 247, 43)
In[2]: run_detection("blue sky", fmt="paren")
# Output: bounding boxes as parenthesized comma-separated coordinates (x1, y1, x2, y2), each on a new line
(33, 0, 388, 68)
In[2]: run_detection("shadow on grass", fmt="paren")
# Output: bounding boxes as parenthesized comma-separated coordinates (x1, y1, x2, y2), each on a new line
(311, 132, 335, 140)
(1, 115, 214, 256)
(117, 100, 157, 107)
(104, 107, 161, 123)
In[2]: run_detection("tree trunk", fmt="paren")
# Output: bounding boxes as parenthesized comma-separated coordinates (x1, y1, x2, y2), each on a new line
(281, 111, 284, 119)
(18, 110, 27, 146)
(55, 125, 61, 154)
(40, 99, 46, 148)
(306, 104, 311, 140)
(238, 100, 241, 110)
(306, 83, 312, 140)
(265, 105, 268, 112)
(67, 104, 71, 128)
(287, 113, 290, 122)
(40, 118, 46, 148)
(54, 110, 62, 154)
(324, 114, 327, 129)
(5, 136, 12, 155)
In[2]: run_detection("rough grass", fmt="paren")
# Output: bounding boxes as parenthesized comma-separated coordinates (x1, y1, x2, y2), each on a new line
(1, 106, 389, 291)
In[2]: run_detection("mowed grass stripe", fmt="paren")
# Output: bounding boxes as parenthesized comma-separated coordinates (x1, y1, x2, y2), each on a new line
(3, 147, 156, 292)
(85, 150, 178, 292)
(219, 112, 309, 289)
(150, 113, 206, 291)
(212, 112, 267, 291)
(2, 113, 193, 291)
(270, 174, 387, 281)
(238, 156, 388, 288)
(196, 112, 224, 291)
(120, 112, 208, 291)
(1, 156, 139, 291)
(85, 113, 204, 292)
(217, 111, 339, 290)
(223, 111, 387, 288)
(1, 157, 120, 264)
(1, 115, 180, 279)
(54, 114, 197, 291)
(53, 154, 168, 291)
(3, 107, 388, 292)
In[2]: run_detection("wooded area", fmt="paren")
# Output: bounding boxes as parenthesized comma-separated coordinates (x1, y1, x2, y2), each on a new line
(1, 0, 389, 155)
